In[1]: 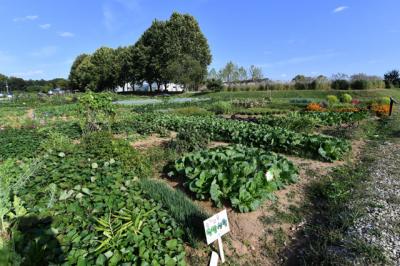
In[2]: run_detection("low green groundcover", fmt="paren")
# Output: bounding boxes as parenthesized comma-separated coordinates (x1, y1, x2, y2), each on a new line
(0, 128, 44, 161)
(9, 134, 186, 265)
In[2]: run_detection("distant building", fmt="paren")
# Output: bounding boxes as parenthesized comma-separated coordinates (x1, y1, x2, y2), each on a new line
(48, 88, 65, 95)
(115, 82, 184, 92)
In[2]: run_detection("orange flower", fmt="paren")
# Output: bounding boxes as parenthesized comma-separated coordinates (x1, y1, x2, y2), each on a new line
(306, 102, 325, 112)
(371, 104, 390, 117)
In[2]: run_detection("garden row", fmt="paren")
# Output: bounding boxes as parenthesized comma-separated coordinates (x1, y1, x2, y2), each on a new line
(256, 111, 369, 133)
(123, 113, 351, 162)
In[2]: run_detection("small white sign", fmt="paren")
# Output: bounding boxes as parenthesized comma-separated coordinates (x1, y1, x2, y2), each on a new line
(204, 209, 230, 245)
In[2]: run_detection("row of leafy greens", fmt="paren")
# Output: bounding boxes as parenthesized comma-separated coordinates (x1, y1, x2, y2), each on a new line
(123, 113, 351, 162)
(257, 111, 368, 132)
(169, 145, 299, 212)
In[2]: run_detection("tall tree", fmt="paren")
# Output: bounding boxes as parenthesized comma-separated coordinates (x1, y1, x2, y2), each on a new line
(90, 47, 119, 91)
(165, 55, 205, 91)
(135, 20, 168, 91)
(249, 65, 263, 81)
(74, 55, 97, 91)
(164, 12, 212, 70)
(238, 67, 248, 81)
(115, 46, 132, 91)
(69, 53, 89, 91)
(8, 77, 26, 91)
(221, 61, 236, 84)
(208, 68, 219, 80)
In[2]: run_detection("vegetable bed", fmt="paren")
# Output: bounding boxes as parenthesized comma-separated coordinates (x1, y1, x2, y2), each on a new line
(258, 111, 369, 129)
(130, 114, 351, 162)
(7, 134, 186, 265)
(169, 145, 299, 212)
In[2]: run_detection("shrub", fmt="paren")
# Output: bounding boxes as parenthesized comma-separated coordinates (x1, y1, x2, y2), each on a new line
(206, 78, 223, 91)
(78, 91, 115, 135)
(331, 80, 350, 90)
(340, 93, 352, 103)
(351, 79, 369, 90)
(326, 95, 339, 106)
(384, 70, 400, 88)
(306, 103, 325, 112)
(208, 101, 232, 114)
(310, 78, 331, 90)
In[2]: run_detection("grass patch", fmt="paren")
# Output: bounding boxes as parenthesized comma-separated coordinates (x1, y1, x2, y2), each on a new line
(139, 178, 209, 246)
(298, 152, 388, 264)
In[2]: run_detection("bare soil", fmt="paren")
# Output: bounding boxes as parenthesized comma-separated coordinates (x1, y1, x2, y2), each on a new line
(129, 130, 366, 264)
(130, 132, 177, 150)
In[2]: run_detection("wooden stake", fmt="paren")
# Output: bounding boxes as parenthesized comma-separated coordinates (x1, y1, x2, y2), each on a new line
(217, 237, 225, 263)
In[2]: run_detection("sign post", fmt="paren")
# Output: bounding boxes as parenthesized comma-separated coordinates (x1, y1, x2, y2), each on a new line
(217, 237, 225, 262)
(204, 209, 230, 264)
(390, 97, 398, 116)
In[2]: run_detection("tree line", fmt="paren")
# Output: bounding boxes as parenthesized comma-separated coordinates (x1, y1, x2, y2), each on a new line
(208, 62, 264, 85)
(205, 64, 400, 91)
(0, 73, 68, 93)
(69, 12, 212, 92)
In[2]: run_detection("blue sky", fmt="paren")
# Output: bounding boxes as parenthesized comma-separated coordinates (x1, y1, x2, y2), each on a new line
(0, 0, 399, 80)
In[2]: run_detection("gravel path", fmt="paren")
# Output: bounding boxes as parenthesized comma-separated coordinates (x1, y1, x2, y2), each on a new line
(347, 141, 400, 264)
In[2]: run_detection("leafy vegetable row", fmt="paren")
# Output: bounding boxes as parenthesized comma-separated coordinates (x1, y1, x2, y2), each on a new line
(169, 145, 299, 212)
(130, 114, 351, 161)
(258, 111, 369, 129)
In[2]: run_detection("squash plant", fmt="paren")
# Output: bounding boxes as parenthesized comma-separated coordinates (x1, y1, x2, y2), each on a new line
(11, 135, 186, 265)
(169, 145, 298, 212)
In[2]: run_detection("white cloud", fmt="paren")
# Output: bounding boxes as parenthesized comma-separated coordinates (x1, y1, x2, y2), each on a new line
(39, 23, 51, 29)
(30, 46, 58, 57)
(333, 6, 349, 13)
(59, 32, 74, 38)
(13, 15, 39, 22)
(103, 5, 115, 31)
(11, 70, 44, 78)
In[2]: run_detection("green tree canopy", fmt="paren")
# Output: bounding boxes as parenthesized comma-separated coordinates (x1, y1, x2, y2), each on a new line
(249, 65, 263, 81)
(69, 54, 89, 91)
(165, 55, 206, 90)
